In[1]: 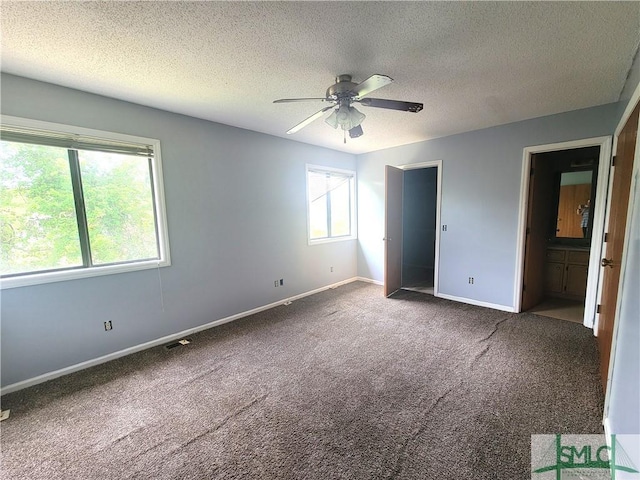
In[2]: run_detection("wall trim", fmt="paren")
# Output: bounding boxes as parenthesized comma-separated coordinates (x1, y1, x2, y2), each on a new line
(603, 416, 611, 441)
(1, 276, 361, 395)
(513, 136, 612, 330)
(356, 276, 383, 286)
(357, 276, 513, 312)
(435, 293, 516, 313)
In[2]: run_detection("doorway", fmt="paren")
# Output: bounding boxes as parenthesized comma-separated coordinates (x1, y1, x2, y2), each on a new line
(401, 167, 438, 294)
(384, 161, 442, 297)
(516, 137, 612, 327)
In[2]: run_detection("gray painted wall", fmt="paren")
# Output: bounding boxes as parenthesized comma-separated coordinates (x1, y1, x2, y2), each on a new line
(0, 74, 357, 387)
(357, 103, 621, 308)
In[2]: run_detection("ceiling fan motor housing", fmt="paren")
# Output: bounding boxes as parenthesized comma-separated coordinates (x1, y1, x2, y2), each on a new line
(326, 75, 358, 102)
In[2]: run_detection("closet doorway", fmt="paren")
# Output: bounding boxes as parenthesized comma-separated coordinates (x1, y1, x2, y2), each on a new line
(384, 161, 442, 297)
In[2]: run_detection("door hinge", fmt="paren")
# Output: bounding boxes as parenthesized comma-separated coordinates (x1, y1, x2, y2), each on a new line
(604, 232, 608, 242)
(530, 167, 535, 176)
(612, 155, 617, 167)
(596, 304, 602, 314)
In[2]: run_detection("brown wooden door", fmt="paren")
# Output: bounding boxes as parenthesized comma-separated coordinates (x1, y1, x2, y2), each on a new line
(557, 183, 591, 237)
(597, 101, 639, 393)
(384, 165, 403, 297)
(522, 154, 556, 310)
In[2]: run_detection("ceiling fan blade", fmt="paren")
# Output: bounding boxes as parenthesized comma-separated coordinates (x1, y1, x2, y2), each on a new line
(286, 106, 335, 134)
(358, 97, 423, 113)
(350, 74, 393, 98)
(274, 98, 329, 103)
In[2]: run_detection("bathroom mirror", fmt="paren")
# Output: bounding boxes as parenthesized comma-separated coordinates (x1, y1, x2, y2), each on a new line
(555, 171, 593, 238)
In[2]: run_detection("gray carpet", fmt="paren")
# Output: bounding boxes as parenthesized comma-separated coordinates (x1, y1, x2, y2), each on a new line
(0, 282, 604, 479)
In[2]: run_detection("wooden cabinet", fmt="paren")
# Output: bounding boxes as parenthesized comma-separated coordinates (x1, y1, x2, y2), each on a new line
(544, 247, 590, 299)
(545, 261, 565, 293)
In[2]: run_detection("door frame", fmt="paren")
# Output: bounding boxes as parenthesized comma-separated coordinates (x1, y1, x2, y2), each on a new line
(513, 136, 612, 328)
(396, 160, 443, 296)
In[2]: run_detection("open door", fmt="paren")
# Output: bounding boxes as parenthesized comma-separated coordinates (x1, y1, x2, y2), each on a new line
(597, 101, 639, 393)
(521, 154, 556, 311)
(384, 165, 403, 297)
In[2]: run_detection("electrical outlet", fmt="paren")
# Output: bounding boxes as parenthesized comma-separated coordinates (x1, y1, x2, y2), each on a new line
(468, 277, 475, 285)
(104, 321, 112, 331)
(274, 280, 278, 287)
(330, 266, 334, 272)
(442, 225, 448, 231)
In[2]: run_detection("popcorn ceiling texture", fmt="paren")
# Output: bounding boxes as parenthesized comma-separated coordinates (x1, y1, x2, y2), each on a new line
(1, 1, 639, 153)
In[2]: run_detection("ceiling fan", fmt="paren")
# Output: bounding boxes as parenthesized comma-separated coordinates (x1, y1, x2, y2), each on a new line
(274, 74, 423, 142)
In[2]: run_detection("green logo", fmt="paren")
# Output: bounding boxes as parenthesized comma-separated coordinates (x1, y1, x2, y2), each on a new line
(531, 434, 639, 479)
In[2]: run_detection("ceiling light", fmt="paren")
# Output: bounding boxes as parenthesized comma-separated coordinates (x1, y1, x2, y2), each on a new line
(325, 105, 366, 131)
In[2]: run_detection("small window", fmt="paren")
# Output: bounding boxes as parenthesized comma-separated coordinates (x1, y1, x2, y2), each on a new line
(306, 165, 356, 243)
(0, 116, 170, 288)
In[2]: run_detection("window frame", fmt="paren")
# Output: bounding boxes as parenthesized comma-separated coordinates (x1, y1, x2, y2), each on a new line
(0, 115, 171, 289)
(306, 164, 357, 245)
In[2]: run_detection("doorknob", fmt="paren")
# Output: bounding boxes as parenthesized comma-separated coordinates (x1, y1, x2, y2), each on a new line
(601, 258, 615, 268)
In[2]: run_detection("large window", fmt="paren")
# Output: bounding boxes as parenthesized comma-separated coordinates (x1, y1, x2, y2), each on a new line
(0, 116, 170, 288)
(306, 165, 356, 243)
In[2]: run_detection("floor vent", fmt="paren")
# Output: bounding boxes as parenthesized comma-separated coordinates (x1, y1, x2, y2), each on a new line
(165, 338, 192, 350)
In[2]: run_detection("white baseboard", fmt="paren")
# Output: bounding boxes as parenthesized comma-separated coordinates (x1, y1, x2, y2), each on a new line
(356, 278, 514, 313)
(435, 293, 516, 313)
(1, 277, 361, 395)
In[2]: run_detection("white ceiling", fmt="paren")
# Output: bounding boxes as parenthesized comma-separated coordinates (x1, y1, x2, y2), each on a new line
(2, 2, 639, 154)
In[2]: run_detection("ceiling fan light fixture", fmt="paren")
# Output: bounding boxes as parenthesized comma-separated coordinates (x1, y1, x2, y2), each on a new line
(276, 74, 421, 138)
(326, 104, 365, 131)
(347, 106, 366, 130)
(325, 110, 339, 129)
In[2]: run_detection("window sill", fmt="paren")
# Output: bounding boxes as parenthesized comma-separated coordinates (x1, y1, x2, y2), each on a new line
(308, 235, 357, 246)
(0, 259, 170, 290)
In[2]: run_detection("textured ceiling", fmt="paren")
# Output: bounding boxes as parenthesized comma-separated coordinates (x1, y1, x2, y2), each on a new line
(2, 1, 639, 154)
